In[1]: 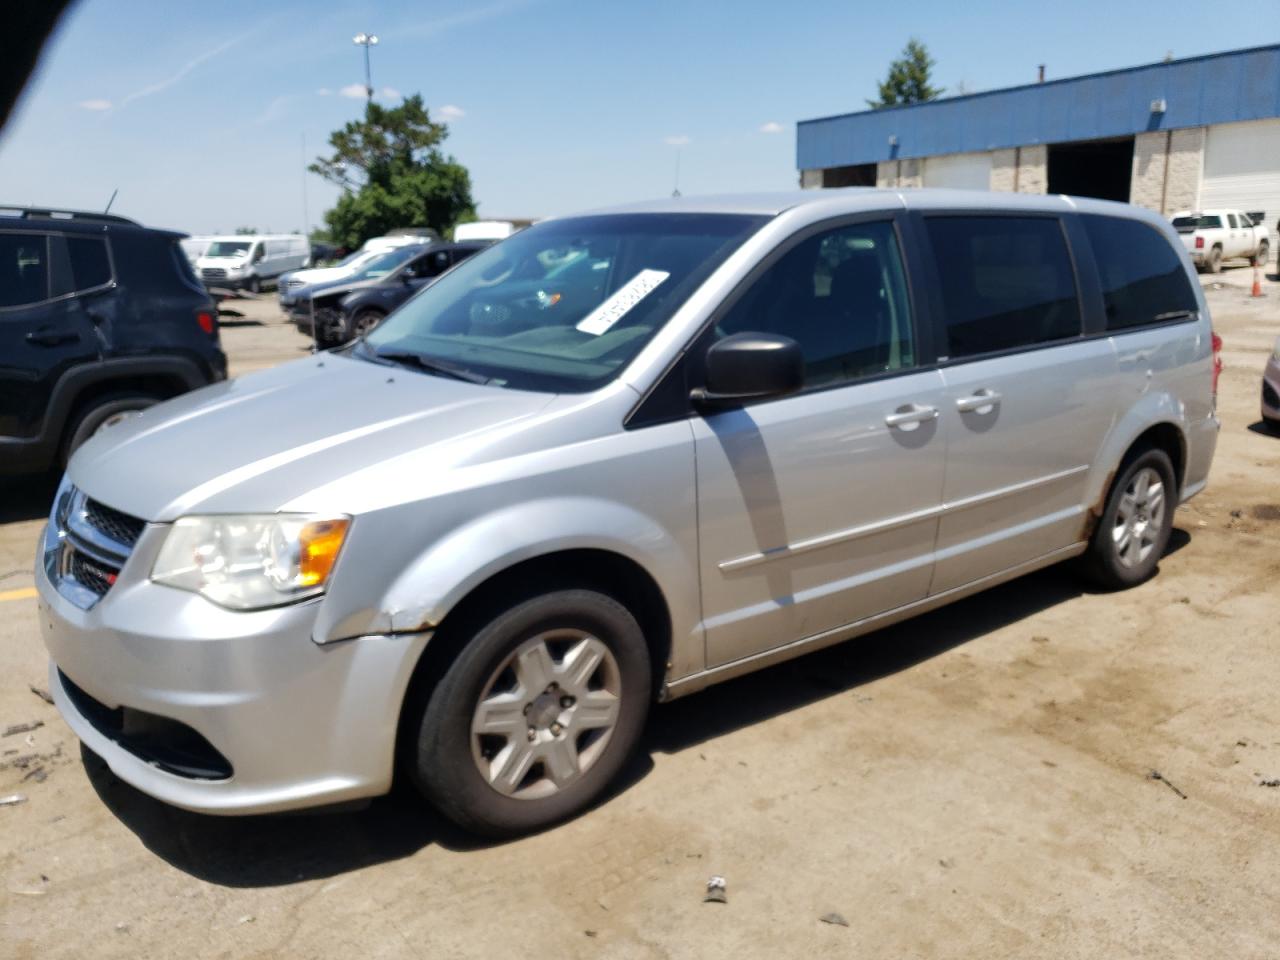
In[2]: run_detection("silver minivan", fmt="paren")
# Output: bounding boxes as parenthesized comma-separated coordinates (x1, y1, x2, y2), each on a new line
(37, 190, 1220, 836)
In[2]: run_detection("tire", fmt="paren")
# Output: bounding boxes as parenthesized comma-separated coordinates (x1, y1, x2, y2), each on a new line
(61, 393, 159, 465)
(1080, 447, 1176, 590)
(1252, 241, 1270, 268)
(246, 275, 261, 295)
(349, 308, 384, 341)
(1206, 245, 1223, 274)
(311, 307, 344, 348)
(410, 589, 651, 838)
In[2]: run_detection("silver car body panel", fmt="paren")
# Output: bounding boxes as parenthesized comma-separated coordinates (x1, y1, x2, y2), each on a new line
(40, 188, 1218, 814)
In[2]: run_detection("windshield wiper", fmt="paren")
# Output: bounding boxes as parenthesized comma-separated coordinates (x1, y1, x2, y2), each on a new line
(372, 349, 492, 384)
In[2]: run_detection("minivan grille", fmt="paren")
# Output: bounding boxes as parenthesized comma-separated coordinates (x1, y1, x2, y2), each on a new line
(45, 486, 145, 610)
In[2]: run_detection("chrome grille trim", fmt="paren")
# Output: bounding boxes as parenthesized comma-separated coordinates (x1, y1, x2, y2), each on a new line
(44, 483, 144, 610)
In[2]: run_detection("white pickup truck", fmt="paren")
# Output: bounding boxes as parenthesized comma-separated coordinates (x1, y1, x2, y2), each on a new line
(1172, 209, 1270, 273)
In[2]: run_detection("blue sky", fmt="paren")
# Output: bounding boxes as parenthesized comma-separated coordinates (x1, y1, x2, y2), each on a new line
(1, 0, 1276, 234)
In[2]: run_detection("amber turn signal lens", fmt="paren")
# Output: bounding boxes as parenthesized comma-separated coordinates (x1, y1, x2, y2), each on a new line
(298, 519, 350, 587)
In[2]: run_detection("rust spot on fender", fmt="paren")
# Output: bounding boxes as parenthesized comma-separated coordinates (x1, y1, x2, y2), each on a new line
(1081, 468, 1116, 542)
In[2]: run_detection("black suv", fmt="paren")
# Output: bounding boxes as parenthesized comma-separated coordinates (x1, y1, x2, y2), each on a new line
(295, 241, 487, 347)
(0, 207, 225, 475)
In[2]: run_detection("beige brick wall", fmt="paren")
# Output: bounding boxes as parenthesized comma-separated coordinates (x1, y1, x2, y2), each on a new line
(1016, 145, 1047, 193)
(1130, 131, 1169, 212)
(799, 169, 823, 190)
(1129, 128, 1205, 214)
(874, 158, 922, 188)
(990, 149, 1018, 192)
(1165, 127, 1204, 213)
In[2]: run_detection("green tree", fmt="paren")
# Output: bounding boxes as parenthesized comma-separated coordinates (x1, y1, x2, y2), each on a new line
(310, 94, 475, 249)
(234, 226, 258, 235)
(867, 39, 943, 109)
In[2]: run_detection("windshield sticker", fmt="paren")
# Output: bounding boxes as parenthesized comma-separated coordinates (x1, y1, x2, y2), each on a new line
(576, 269, 670, 336)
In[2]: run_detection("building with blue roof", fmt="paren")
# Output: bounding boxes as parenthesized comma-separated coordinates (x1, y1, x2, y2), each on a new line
(796, 45, 1280, 247)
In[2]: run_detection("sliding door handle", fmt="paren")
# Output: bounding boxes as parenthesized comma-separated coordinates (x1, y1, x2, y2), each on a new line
(884, 404, 939, 429)
(955, 389, 1002, 414)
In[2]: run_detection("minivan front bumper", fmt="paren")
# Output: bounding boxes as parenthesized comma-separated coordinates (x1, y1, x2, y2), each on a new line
(37, 538, 429, 815)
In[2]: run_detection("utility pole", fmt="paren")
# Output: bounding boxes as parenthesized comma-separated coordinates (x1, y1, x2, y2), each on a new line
(353, 32, 379, 102)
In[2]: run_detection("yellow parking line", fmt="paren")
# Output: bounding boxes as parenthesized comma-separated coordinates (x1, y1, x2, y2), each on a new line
(0, 587, 38, 603)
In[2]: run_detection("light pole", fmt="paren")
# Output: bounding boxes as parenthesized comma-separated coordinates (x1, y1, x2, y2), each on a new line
(353, 32, 378, 102)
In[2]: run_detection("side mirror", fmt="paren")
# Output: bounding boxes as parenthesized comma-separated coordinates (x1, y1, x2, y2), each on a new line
(691, 332, 804, 407)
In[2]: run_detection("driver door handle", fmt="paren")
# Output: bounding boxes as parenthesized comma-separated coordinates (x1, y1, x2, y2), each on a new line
(884, 404, 939, 428)
(26, 327, 80, 347)
(955, 389, 1002, 413)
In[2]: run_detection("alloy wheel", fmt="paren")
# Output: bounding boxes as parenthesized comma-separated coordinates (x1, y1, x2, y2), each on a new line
(1112, 466, 1166, 568)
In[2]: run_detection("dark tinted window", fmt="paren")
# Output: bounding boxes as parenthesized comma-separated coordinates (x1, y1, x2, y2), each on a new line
(926, 216, 1080, 359)
(718, 220, 914, 388)
(1082, 215, 1198, 331)
(66, 236, 111, 290)
(1227, 213, 1239, 228)
(0, 233, 49, 307)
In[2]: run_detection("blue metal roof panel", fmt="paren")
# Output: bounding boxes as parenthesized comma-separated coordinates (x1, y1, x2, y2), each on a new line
(798, 44, 1280, 169)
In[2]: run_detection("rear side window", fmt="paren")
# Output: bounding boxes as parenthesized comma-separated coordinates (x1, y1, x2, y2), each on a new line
(1082, 215, 1198, 331)
(66, 236, 112, 290)
(0, 233, 50, 307)
(925, 216, 1081, 359)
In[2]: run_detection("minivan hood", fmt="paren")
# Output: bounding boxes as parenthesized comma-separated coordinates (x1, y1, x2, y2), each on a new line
(68, 354, 557, 521)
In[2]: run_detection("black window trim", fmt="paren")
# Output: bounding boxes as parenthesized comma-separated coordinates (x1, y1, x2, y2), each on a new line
(912, 209, 1088, 368)
(625, 209, 929, 429)
(0, 228, 117, 312)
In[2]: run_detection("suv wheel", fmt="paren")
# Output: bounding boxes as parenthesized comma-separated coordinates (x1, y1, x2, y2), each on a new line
(350, 308, 384, 340)
(1081, 448, 1176, 590)
(62, 394, 159, 465)
(1206, 245, 1223, 274)
(409, 589, 651, 837)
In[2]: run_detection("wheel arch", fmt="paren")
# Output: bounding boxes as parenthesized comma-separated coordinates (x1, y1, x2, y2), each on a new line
(1085, 405, 1188, 539)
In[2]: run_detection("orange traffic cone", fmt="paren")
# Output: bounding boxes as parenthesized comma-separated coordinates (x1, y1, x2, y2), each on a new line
(1252, 262, 1264, 298)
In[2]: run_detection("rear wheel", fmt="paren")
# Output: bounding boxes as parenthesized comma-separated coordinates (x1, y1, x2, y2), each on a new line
(1206, 245, 1223, 274)
(61, 393, 159, 465)
(410, 589, 651, 837)
(1081, 448, 1176, 590)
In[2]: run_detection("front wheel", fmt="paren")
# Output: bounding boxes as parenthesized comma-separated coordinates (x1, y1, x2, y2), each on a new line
(1080, 448, 1176, 590)
(410, 589, 651, 837)
(349, 308, 384, 340)
(246, 275, 261, 295)
(1252, 240, 1270, 267)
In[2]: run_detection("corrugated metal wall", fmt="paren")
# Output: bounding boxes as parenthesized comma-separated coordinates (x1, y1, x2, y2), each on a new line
(798, 45, 1280, 170)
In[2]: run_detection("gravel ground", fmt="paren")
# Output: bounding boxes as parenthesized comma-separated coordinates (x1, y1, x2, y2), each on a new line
(1, 268, 1278, 959)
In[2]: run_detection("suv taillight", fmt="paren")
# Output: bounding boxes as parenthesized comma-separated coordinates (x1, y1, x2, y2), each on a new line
(1195, 236, 1205, 249)
(196, 310, 216, 335)
(1211, 331, 1223, 399)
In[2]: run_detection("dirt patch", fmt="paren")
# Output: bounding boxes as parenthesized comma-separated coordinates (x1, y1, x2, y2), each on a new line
(1249, 504, 1280, 522)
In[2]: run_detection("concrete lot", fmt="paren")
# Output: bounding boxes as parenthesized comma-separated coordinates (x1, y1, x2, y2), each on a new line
(2, 271, 1279, 958)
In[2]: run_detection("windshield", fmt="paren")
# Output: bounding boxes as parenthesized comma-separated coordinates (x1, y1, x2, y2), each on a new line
(359, 213, 767, 392)
(354, 246, 423, 281)
(206, 240, 253, 257)
(336, 250, 372, 268)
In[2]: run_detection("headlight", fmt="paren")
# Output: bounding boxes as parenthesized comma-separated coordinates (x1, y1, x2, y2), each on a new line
(151, 514, 350, 610)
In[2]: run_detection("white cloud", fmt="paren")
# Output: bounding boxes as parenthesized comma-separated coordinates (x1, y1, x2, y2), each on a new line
(759, 121, 785, 135)
(438, 104, 466, 120)
(339, 83, 368, 99)
(255, 94, 295, 125)
(78, 99, 112, 111)
(380, 87, 402, 100)
(119, 31, 249, 109)
(664, 135, 691, 147)
(316, 87, 332, 96)
(400, 0, 533, 39)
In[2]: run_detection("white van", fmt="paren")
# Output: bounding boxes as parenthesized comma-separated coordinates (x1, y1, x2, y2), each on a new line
(454, 220, 520, 243)
(196, 235, 310, 293)
(179, 236, 213, 268)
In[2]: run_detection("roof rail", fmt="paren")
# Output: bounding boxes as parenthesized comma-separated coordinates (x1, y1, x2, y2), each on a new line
(0, 206, 139, 226)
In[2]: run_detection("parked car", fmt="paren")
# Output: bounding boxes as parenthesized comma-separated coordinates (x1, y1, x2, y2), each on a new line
(179, 236, 212, 268)
(1263, 336, 1280, 433)
(37, 190, 1219, 837)
(0, 207, 223, 476)
(281, 244, 432, 333)
(1171, 209, 1269, 273)
(196, 234, 310, 294)
(277, 248, 391, 302)
(315, 241, 488, 345)
(454, 220, 520, 242)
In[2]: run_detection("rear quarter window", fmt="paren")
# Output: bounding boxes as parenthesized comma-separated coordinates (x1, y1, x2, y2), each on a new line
(1081, 215, 1198, 332)
(66, 236, 112, 290)
(924, 216, 1081, 360)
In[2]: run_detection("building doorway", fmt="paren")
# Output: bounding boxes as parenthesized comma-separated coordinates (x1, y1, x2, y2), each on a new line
(1047, 137, 1134, 202)
(821, 163, 877, 188)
